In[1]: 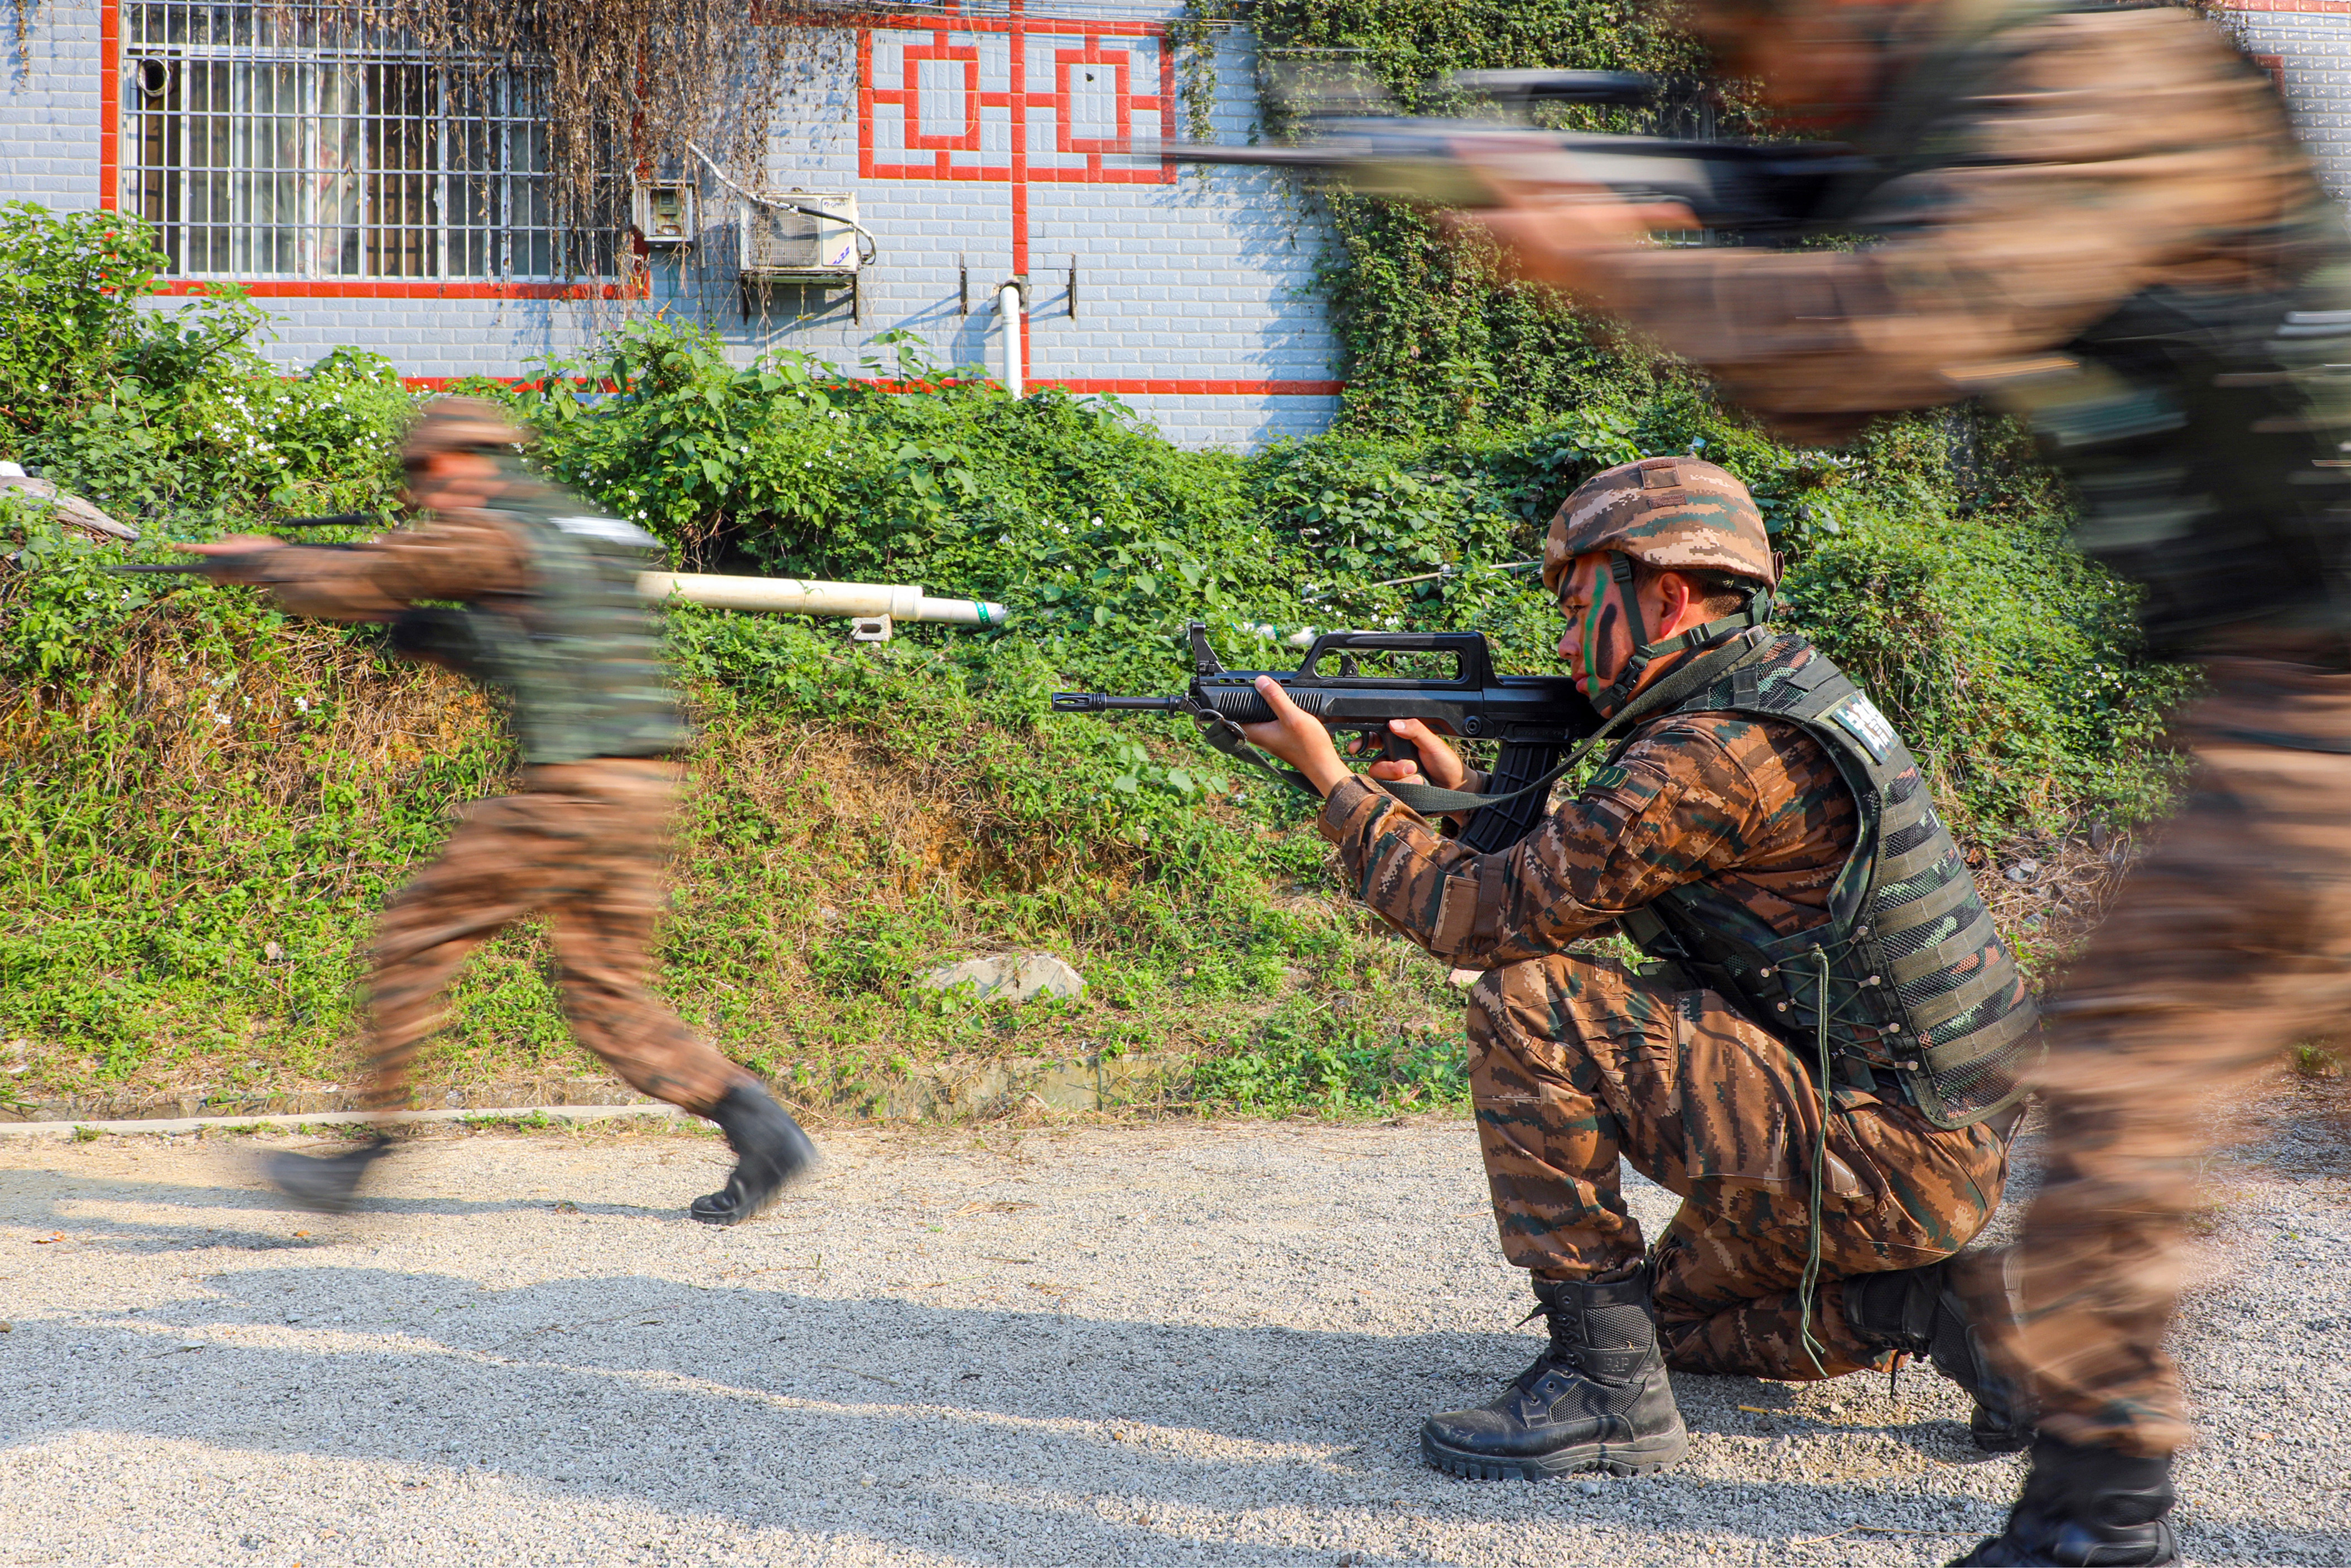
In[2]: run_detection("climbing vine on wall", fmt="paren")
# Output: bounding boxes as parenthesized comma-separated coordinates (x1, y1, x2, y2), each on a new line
(337, 0, 871, 287)
(1181, 0, 1748, 435)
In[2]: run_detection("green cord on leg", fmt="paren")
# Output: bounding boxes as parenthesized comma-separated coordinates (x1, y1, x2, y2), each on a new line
(1797, 945, 1833, 1377)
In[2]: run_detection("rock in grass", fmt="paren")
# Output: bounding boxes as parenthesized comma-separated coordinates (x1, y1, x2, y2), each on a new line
(914, 954, 1086, 1003)
(0, 464, 139, 543)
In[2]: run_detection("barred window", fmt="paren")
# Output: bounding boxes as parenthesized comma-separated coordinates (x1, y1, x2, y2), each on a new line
(122, 1, 606, 282)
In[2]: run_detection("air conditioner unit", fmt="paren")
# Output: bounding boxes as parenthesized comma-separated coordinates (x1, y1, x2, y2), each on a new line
(738, 192, 861, 318)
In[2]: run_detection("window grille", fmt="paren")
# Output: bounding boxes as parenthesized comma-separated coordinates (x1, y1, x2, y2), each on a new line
(121, 2, 604, 282)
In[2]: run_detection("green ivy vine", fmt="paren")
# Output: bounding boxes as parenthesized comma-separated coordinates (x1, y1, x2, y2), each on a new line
(1180, 1, 1751, 434)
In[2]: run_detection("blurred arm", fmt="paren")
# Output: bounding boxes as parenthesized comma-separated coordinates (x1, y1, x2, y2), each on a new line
(234, 519, 530, 623)
(1574, 7, 2311, 440)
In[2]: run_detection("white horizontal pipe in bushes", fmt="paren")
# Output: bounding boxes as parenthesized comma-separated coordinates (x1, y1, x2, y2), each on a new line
(638, 573, 1007, 627)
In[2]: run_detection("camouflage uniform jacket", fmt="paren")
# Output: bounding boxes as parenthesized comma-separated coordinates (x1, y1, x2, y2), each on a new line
(231, 464, 687, 765)
(1320, 645, 1857, 969)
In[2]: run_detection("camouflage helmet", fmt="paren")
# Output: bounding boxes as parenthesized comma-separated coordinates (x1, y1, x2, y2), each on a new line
(401, 395, 530, 466)
(1541, 457, 1776, 594)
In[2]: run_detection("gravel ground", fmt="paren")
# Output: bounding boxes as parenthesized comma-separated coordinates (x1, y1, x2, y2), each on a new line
(0, 1093, 2343, 1568)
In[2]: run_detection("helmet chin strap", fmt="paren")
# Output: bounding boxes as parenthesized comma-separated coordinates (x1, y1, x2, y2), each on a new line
(1590, 554, 1775, 717)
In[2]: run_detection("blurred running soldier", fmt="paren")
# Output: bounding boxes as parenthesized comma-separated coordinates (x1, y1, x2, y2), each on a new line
(1237, 458, 2034, 1482)
(176, 396, 815, 1226)
(1455, 3, 2351, 1562)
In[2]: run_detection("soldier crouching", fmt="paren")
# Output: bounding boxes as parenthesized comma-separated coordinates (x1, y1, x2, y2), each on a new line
(176, 396, 816, 1225)
(1238, 458, 2035, 1479)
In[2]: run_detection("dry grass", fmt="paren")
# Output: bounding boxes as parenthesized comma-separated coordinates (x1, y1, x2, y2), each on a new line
(1964, 821, 2140, 986)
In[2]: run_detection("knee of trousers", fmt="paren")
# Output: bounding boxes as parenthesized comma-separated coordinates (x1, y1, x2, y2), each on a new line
(1466, 955, 1635, 1065)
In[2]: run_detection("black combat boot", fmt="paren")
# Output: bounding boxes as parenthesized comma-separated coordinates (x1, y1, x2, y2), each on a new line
(688, 1081, 819, 1226)
(1845, 1256, 2036, 1452)
(1949, 1435, 2181, 1566)
(1420, 1267, 1688, 1480)
(267, 1134, 399, 1214)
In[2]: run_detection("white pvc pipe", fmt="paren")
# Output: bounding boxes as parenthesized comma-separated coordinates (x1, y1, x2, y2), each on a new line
(637, 572, 1007, 628)
(999, 281, 1024, 397)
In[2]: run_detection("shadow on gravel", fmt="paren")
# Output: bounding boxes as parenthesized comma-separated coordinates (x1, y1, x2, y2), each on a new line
(3, 1264, 2342, 1564)
(0, 1165, 677, 1252)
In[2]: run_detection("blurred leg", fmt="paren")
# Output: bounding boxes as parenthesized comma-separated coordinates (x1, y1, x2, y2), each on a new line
(2011, 659, 2351, 1456)
(365, 793, 552, 1111)
(546, 782, 745, 1115)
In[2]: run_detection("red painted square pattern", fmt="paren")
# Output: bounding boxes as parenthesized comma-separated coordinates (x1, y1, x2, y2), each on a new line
(859, 14, 1173, 186)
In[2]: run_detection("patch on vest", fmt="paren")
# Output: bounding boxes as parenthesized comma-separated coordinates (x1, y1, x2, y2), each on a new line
(1829, 694, 1898, 762)
(553, 514, 662, 549)
(1586, 764, 1632, 793)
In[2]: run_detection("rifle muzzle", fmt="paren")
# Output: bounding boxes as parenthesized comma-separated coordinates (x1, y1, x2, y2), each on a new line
(1050, 693, 1185, 714)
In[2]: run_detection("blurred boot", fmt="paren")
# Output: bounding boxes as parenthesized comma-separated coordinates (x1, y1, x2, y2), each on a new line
(268, 1134, 398, 1214)
(1845, 1256, 2036, 1452)
(688, 1081, 818, 1226)
(1949, 1435, 2180, 1566)
(1420, 1267, 1688, 1480)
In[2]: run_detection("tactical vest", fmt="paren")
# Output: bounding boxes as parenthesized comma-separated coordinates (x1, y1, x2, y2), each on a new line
(1819, 1, 2351, 653)
(1615, 632, 2039, 1130)
(392, 471, 689, 766)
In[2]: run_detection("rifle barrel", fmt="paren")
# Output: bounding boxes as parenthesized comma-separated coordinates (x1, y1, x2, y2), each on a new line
(106, 561, 211, 574)
(1050, 693, 1184, 714)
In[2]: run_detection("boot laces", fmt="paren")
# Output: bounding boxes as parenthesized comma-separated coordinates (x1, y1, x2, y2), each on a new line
(1518, 1298, 1590, 1377)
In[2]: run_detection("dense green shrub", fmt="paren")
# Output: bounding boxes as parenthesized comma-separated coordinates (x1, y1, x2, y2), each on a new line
(0, 202, 415, 530)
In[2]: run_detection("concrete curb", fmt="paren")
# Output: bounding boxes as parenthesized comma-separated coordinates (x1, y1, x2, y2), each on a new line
(0, 1103, 688, 1138)
(2, 1052, 1182, 1133)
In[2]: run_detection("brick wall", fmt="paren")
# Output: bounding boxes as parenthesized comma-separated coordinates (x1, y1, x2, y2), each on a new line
(2, 1, 1338, 448)
(12, 1, 2350, 452)
(4, 2, 104, 210)
(2223, 4, 2351, 201)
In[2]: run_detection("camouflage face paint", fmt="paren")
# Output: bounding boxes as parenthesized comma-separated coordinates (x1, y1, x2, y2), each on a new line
(1562, 555, 1649, 712)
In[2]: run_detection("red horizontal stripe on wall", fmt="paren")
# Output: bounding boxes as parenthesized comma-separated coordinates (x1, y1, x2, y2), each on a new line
(1035, 379, 1345, 396)
(158, 280, 643, 301)
(2216, 1, 2351, 11)
(399, 376, 1346, 396)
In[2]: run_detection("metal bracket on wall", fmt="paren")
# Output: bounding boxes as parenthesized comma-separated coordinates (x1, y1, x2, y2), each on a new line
(1066, 255, 1077, 319)
(958, 257, 969, 315)
(737, 273, 860, 325)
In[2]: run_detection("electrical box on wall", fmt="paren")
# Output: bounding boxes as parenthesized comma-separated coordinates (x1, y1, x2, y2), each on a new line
(632, 183, 698, 247)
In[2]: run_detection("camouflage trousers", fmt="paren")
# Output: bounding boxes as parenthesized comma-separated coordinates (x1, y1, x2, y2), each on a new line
(364, 757, 747, 1116)
(1468, 953, 2011, 1381)
(2000, 657, 2351, 1458)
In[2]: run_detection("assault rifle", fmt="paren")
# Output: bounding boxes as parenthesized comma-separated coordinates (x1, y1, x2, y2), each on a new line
(1161, 70, 1865, 238)
(1051, 622, 1600, 854)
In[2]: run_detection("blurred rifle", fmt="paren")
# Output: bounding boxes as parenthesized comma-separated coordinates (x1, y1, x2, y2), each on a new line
(106, 513, 387, 574)
(1162, 69, 1865, 238)
(1053, 622, 1600, 854)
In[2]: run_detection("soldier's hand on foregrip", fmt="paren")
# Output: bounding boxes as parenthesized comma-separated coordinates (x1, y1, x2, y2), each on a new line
(1236, 676, 1353, 798)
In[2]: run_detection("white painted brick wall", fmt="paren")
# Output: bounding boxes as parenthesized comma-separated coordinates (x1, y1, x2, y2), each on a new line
(3, 3, 104, 210)
(22, 2, 2345, 451)
(2228, 11, 2351, 202)
(3, 3, 1335, 448)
